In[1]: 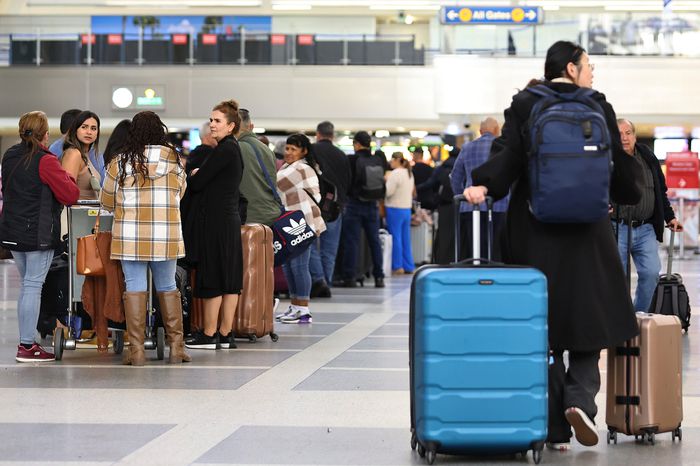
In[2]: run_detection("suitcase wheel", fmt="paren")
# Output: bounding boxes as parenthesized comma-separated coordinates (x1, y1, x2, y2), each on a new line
(416, 443, 426, 458)
(270, 332, 279, 343)
(425, 449, 436, 465)
(532, 448, 542, 465)
(647, 432, 656, 445)
(112, 330, 124, 355)
(248, 334, 257, 343)
(673, 427, 682, 442)
(53, 328, 65, 361)
(410, 432, 417, 451)
(607, 430, 618, 445)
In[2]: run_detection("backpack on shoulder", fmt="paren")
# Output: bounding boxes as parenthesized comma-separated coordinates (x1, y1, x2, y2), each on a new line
(526, 85, 614, 223)
(315, 172, 341, 223)
(356, 155, 386, 202)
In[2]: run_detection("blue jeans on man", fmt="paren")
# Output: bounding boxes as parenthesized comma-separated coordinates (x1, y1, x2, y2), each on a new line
(12, 249, 54, 345)
(342, 200, 384, 281)
(309, 213, 343, 285)
(615, 222, 661, 312)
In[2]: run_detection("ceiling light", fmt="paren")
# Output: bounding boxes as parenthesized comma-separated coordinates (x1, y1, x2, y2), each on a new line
(375, 130, 391, 138)
(410, 130, 428, 138)
(112, 87, 133, 109)
(253, 127, 266, 134)
(272, 3, 312, 9)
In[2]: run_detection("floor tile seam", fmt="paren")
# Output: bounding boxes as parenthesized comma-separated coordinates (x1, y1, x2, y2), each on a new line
(236, 312, 398, 393)
(0, 364, 273, 370)
(365, 335, 408, 339)
(320, 366, 409, 372)
(117, 422, 243, 466)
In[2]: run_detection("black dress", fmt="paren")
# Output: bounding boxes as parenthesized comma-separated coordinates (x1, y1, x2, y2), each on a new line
(472, 82, 643, 352)
(185, 135, 243, 298)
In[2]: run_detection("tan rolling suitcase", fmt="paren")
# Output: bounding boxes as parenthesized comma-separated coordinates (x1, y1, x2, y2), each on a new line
(606, 313, 683, 445)
(234, 224, 278, 343)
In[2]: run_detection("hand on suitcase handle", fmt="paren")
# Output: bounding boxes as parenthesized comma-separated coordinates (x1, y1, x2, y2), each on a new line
(462, 186, 489, 205)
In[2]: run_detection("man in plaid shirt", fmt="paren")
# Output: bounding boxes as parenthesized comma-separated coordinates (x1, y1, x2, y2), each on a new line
(451, 117, 510, 260)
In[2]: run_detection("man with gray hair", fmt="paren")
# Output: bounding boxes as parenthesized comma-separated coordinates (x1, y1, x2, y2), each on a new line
(451, 117, 509, 260)
(235, 108, 280, 226)
(612, 118, 682, 312)
(308, 121, 351, 297)
(186, 121, 217, 179)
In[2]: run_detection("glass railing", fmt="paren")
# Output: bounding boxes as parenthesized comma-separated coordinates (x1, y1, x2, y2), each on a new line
(3, 31, 424, 66)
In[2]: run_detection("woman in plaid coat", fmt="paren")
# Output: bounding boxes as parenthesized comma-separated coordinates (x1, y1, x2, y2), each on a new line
(100, 111, 190, 366)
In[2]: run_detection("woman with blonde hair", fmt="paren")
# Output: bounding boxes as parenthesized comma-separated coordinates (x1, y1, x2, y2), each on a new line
(0, 111, 79, 362)
(62, 110, 102, 199)
(100, 111, 190, 366)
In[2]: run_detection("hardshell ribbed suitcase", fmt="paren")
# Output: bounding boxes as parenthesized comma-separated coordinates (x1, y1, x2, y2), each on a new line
(410, 196, 548, 464)
(234, 224, 278, 342)
(605, 313, 683, 444)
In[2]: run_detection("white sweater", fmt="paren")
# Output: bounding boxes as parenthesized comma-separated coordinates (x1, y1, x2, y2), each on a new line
(385, 168, 415, 209)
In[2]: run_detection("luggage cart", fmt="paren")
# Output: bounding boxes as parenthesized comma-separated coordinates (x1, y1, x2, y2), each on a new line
(53, 201, 165, 361)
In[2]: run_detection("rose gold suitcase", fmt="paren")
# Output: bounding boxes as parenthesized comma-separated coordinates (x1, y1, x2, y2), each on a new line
(234, 224, 278, 343)
(606, 313, 683, 445)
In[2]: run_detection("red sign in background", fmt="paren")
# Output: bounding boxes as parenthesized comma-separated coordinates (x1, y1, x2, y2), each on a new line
(107, 34, 123, 45)
(297, 35, 313, 46)
(81, 34, 96, 45)
(271, 34, 286, 45)
(202, 34, 217, 45)
(172, 34, 188, 45)
(665, 152, 699, 189)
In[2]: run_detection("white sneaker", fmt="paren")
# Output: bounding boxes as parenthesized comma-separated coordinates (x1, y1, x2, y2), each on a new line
(273, 298, 280, 313)
(565, 407, 599, 446)
(280, 310, 312, 324)
(275, 305, 294, 321)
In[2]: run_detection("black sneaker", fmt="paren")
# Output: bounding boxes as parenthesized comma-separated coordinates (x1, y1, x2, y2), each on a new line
(185, 331, 219, 350)
(334, 278, 357, 288)
(310, 280, 332, 298)
(375, 278, 385, 288)
(218, 332, 237, 349)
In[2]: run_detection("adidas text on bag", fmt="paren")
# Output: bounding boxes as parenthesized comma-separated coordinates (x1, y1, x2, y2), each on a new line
(526, 85, 614, 223)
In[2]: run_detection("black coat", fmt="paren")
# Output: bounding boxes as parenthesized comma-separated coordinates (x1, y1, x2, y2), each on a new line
(634, 143, 676, 242)
(472, 82, 642, 352)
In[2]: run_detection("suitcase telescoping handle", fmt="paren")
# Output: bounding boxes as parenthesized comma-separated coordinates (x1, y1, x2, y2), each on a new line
(453, 194, 494, 264)
(666, 228, 676, 278)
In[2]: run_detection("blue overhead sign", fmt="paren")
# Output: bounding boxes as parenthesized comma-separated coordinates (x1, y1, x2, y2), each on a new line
(441, 6, 542, 25)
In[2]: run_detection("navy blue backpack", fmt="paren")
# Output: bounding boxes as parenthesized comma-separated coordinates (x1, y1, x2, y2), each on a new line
(526, 85, 614, 223)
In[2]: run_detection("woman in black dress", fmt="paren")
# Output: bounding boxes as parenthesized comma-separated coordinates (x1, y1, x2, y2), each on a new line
(463, 41, 642, 451)
(185, 100, 244, 350)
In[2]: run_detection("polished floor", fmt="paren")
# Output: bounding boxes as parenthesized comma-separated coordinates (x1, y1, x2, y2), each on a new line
(0, 250, 699, 466)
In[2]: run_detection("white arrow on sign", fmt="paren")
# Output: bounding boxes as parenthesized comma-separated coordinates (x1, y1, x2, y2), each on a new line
(447, 9, 459, 20)
(526, 9, 537, 20)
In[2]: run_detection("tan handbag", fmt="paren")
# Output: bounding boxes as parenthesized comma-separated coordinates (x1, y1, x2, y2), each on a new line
(76, 211, 105, 276)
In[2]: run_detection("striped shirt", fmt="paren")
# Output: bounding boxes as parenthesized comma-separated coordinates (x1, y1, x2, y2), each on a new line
(100, 145, 186, 261)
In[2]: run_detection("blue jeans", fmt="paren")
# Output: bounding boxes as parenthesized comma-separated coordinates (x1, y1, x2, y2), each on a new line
(121, 260, 177, 293)
(282, 247, 312, 300)
(309, 213, 343, 285)
(342, 200, 384, 280)
(615, 223, 661, 312)
(385, 207, 414, 272)
(12, 249, 54, 345)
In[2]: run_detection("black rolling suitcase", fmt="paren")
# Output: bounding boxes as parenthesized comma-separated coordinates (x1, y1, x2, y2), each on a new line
(37, 256, 92, 338)
(648, 230, 691, 332)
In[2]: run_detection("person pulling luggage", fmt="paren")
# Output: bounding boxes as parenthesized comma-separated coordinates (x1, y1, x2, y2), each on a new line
(463, 41, 642, 450)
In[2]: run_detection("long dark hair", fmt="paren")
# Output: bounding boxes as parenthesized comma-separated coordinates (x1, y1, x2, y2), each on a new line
(63, 110, 100, 162)
(286, 133, 318, 169)
(18, 111, 49, 166)
(117, 111, 179, 187)
(527, 40, 586, 87)
(103, 119, 131, 168)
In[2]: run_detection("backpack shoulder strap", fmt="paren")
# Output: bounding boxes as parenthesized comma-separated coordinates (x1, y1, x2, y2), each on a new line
(526, 84, 559, 99)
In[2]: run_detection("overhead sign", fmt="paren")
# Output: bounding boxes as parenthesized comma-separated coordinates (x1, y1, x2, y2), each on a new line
(441, 6, 542, 25)
(111, 85, 165, 111)
(666, 151, 699, 190)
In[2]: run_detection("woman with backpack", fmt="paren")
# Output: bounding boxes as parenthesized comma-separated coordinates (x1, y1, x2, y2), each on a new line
(384, 152, 415, 275)
(463, 41, 642, 451)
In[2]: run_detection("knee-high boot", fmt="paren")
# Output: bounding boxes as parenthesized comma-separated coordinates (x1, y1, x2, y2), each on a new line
(157, 290, 192, 363)
(123, 291, 147, 366)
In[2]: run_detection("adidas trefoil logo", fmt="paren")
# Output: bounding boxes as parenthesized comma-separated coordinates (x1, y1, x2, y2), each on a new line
(283, 217, 307, 236)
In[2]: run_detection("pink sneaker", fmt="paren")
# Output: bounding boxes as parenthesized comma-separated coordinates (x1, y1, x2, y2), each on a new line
(16, 344, 55, 363)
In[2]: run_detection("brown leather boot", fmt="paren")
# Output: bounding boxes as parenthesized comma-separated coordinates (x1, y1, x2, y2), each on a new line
(157, 290, 192, 363)
(123, 291, 147, 366)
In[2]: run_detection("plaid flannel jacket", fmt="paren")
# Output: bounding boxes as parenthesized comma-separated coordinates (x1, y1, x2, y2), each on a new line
(277, 160, 327, 235)
(100, 145, 186, 261)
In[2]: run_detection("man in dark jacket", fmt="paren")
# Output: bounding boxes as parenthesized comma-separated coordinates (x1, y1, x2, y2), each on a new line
(613, 118, 682, 312)
(308, 121, 351, 297)
(339, 131, 386, 288)
(411, 147, 436, 210)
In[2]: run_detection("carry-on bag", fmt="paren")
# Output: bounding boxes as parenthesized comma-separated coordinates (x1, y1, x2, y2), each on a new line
(409, 195, 548, 465)
(234, 224, 278, 343)
(648, 230, 691, 332)
(607, 216, 684, 444)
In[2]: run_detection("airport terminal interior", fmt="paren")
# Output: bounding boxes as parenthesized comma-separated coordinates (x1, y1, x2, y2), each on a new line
(3, 0, 700, 464)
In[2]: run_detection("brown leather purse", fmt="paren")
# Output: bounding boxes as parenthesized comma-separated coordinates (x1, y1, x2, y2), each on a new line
(76, 211, 105, 276)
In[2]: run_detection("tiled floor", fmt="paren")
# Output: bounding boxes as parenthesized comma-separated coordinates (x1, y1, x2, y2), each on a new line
(0, 252, 699, 465)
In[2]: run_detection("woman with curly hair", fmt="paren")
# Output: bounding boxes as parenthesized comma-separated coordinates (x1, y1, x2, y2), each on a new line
(62, 110, 101, 199)
(100, 111, 190, 366)
(183, 100, 244, 350)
